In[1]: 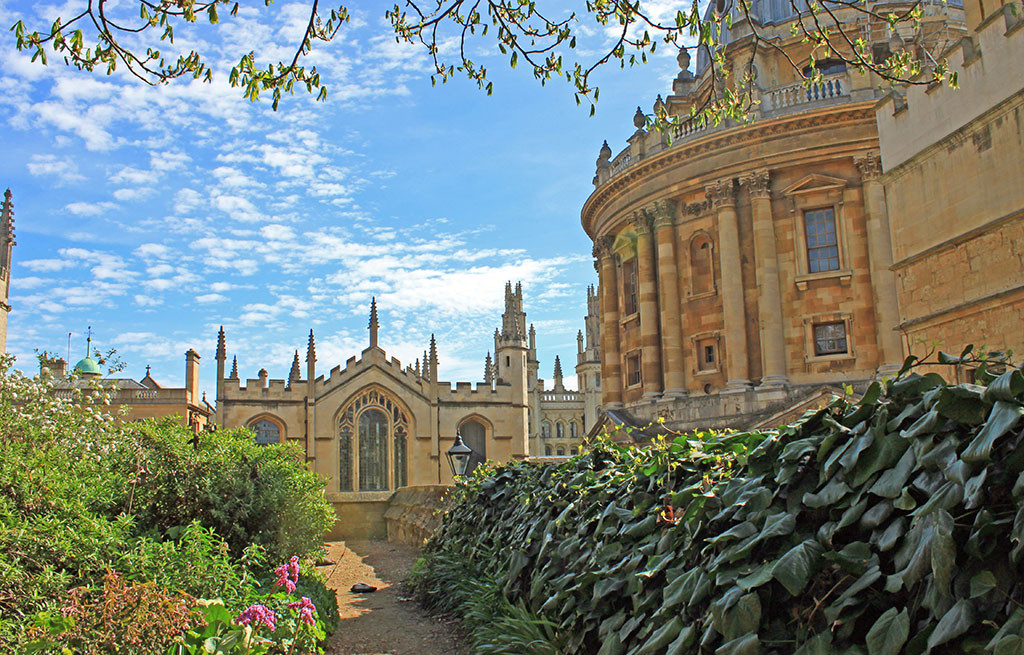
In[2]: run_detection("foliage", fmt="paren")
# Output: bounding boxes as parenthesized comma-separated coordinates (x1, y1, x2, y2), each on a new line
(415, 359, 1024, 654)
(114, 418, 335, 563)
(9, 0, 961, 116)
(0, 357, 337, 652)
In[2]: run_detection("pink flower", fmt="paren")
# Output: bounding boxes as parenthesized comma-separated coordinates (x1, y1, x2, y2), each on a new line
(273, 556, 301, 594)
(235, 604, 278, 632)
(288, 597, 317, 626)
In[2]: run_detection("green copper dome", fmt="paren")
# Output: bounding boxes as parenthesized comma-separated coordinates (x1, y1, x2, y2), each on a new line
(73, 356, 102, 378)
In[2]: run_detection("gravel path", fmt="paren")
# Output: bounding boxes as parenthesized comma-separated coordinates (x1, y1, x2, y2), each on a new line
(321, 540, 468, 655)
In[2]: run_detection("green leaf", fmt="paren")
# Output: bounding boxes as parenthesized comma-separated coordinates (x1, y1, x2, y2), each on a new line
(970, 570, 997, 598)
(994, 636, 1024, 655)
(773, 539, 823, 596)
(804, 479, 852, 508)
(637, 616, 684, 655)
(866, 607, 910, 655)
(716, 633, 759, 655)
(963, 401, 1024, 462)
(927, 599, 975, 652)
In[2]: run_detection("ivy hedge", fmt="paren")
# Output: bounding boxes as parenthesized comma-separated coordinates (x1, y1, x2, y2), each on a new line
(414, 363, 1024, 655)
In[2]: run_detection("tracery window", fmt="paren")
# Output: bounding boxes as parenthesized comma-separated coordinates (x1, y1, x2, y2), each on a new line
(250, 419, 281, 445)
(337, 388, 410, 492)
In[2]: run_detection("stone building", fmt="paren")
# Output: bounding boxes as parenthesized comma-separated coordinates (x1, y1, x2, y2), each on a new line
(582, 0, 965, 430)
(42, 341, 213, 429)
(214, 283, 596, 536)
(1, 189, 14, 355)
(877, 0, 1024, 371)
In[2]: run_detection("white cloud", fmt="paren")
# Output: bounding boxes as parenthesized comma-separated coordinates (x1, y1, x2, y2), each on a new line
(65, 201, 118, 216)
(26, 154, 84, 184)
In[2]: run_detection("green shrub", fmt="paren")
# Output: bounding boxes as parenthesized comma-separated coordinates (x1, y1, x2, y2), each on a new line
(113, 419, 334, 562)
(416, 361, 1024, 654)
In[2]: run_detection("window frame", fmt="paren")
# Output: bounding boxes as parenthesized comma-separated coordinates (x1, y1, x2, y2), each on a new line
(812, 321, 849, 356)
(621, 257, 639, 316)
(803, 207, 841, 274)
(803, 314, 856, 362)
(687, 232, 717, 299)
(783, 174, 853, 289)
(625, 351, 642, 387)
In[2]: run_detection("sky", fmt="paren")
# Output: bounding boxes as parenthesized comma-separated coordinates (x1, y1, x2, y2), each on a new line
(0, 0, 687, 398)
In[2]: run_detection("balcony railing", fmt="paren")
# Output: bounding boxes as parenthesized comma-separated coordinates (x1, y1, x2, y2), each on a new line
(599, 71, 851, 186)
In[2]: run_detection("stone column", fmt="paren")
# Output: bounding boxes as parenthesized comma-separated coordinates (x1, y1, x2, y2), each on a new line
(649, 199, 686, 397)
(595, 237, 623, 408)
(706, 179, 751, 391)
(743, 170, 789, 387)
(633, 212, 663, 399)
(855, 153, 903, 376)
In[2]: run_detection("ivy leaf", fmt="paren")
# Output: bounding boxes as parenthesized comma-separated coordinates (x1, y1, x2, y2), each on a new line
(970, 570, 997, 598)
(963, 401, 1024, 462)
(866, 607, 910, 655)
(927, 599, 975, 652)
(772, 539, 823, 596)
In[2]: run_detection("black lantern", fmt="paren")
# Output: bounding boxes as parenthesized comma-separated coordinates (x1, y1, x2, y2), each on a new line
(446, 433, 473, 478)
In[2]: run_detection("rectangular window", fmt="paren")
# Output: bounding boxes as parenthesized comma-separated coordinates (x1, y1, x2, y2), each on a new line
(804, 208, 840, 273)
(622, 259, 638, 315)
(625, 352, 642, 386)
(697, 339, 717, 371)
(813, 321, 848, 356)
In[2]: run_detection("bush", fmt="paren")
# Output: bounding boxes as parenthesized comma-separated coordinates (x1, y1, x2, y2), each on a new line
(415, 362, 1024, 654)
(0, 358, 338, 652)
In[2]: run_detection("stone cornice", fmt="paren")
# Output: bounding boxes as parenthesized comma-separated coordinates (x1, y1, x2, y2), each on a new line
(581, 103, 878, 235)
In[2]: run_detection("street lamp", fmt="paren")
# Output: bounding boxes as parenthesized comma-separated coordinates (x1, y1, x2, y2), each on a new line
(446, 432, 473, 478)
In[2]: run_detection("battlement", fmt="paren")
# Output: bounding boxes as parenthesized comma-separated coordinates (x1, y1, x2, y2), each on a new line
(438, 379, 514, 403)
(314, 345, 427, 395)
(877, 2, 1024, 171)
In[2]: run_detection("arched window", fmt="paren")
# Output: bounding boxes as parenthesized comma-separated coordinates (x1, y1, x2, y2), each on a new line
(250, 419, 280, 445)
(459, 418, 488, 475)
(556, 422, 565, 439)
(691, 235, 714, 295)
(570, 421, 579, 438)
(541, 421, 551, 439)
(336, 388, 410, 492)
(556, 447, 565, 456)
(545, 445, 552, 456)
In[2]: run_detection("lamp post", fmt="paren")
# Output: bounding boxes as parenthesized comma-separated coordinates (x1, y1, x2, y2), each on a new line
(446, 432, 473, 478)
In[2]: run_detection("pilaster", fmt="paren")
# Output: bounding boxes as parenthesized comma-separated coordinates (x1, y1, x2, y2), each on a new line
(648, 199, 687, 398)
(706, 179, 752, 392)
(855, 153, 903, 376)
(595, 236, 623, 408)
(742, 170, 789, 388)
(632, 212, 663, 399)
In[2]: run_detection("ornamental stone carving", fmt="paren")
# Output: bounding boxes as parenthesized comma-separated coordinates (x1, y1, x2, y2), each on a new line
(854, 153, 883, 181)
(645, 198, 678, 229)
(741, 170, 771, 199)
(628, 210, 653, 235)
(593, 235, 616, 259)
(705, 179, 737, 209)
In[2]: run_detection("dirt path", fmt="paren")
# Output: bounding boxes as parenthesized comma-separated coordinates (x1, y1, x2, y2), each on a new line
(320, 541, 468, 655)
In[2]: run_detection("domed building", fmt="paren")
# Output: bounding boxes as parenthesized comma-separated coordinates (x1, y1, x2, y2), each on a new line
(582, 0, 965, 430)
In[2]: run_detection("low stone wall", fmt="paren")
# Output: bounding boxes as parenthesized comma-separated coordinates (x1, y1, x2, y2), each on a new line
(384, 485, 452, 546)
(325, 491, 393, 541)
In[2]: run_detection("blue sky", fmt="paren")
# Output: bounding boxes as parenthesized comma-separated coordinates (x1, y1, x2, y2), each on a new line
(1, 0, 684, 398)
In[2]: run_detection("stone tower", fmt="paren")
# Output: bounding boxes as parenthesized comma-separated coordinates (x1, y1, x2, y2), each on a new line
(0, 189, 15, 355)
(494, 281, 530, 455)
(576, 284, 602, 431)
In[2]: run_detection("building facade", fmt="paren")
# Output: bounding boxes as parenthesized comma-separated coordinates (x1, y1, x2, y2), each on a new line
(43, 345, 213, 429)
(1, 189, 14, 355)
(214, 283, 595, 533)
(877, 0, 1024, 370)
(582, 0, 964, 430)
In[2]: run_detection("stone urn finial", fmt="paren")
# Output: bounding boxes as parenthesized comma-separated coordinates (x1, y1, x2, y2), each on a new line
(677, 47, 691, 72)
(633, 106, 646, 129)
(599, 140, 612, 161)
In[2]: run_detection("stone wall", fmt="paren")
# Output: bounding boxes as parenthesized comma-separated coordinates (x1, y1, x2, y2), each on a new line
(384, 485, 451, 546)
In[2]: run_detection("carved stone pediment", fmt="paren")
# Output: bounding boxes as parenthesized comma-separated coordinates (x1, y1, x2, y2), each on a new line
(782, 173, 848, 196)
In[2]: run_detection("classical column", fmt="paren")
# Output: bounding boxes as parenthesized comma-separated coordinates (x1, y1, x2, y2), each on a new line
(595, 237, 623, 408)
(743, 170, 788, 388)
(649, 199, 686, 397)
(706, 179, 751, 391)
(632, 212, 663, 399)
(855, 153, 903, 376)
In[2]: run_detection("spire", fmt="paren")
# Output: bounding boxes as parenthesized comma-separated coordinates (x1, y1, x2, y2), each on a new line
(499, 281, 527, 341)
(230, 355, 238, 379)
(484, 351, 493, 384)
(368, 297, 379, 348)
(306, 329, 316, 364)
(529, 323, 536, 351)
(414, 358, 420, 377)
(1, 188, 14, 256)
(423, 349, 429, 378)
(553, 355, 565, 392)
(429, 334, 438, 382)
(289, 350, 301, 384)
(216, 326, 226, 362)
(577, 330, 585, 355)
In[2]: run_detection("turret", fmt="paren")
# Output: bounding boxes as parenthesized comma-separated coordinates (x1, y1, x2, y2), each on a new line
(306, 329, 316, 385)
(185, 349, 201, 406)
(576, 284, 603, 433)
(1, 189, 15, 354)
